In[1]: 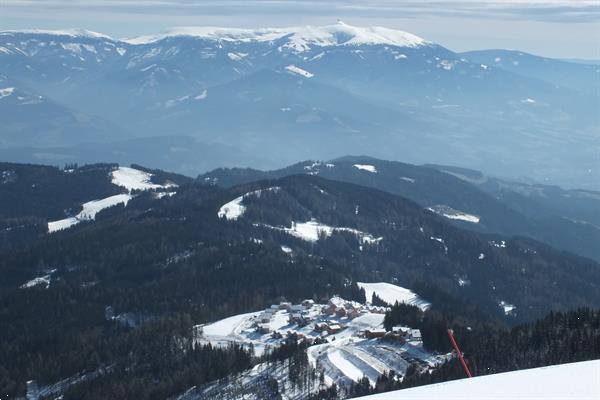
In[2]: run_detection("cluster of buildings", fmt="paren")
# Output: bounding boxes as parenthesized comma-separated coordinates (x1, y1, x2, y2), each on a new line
(253, 297, 406, 341)
(362, 326, 422, 342)
(323, 297, 387, 318)
(256, 299, 316, 333)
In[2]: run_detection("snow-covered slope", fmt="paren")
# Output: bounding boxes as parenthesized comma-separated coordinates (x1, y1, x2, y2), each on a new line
(358, 282, 431, 311)
(111, 166, 174, 192)
(355, 359, 600, 400)
(48, 166, 177, 232)
(217, 187, 280, 220)
(48, 194, 132, 232)
(427, 205, 480, 224)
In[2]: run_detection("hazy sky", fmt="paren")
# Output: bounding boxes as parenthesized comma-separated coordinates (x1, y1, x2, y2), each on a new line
(2, 0, 599, 59)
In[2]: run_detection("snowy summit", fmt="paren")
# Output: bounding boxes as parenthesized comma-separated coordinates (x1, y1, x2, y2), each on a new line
(125, 21, 430, 51)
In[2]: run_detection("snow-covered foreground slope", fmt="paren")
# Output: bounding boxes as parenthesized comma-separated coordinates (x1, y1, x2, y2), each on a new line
(358, 282, 431, 311)
(355, 359, 600, 400)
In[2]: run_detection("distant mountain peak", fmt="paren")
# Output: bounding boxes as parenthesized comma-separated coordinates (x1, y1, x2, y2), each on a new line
(124, 23, 431, 51)
(0, 28, 113, 40)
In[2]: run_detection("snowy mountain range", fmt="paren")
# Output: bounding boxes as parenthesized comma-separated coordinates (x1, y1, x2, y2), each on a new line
(0, 22, 598, 190)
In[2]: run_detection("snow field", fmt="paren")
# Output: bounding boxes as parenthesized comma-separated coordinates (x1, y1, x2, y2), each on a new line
(355, 359, 600, 400)
(111, 166, 175, 192)
(285, 64, 314, 78)
(217, 187, 280, 220)
(358, 282, 431, 311)
(48, 194, 132, 233)
(353, 164, 378, 173)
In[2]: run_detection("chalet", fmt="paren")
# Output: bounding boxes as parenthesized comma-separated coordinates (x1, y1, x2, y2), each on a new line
(258, 312, 272, 323)
(314, 322, 329, 332)
(323, 304, 336, 315)
(257, 323, 271, 334)
(269, 304, 280, 312)
(392, 326, 411, 335)
(335, 307, 347, 317)
(290, 304, 305, 313)
(325, 298, 340, 314)
(289, 312, 303, 323)
(364, 329, 387, 339)
(409, 329, 422, 341)
(279, 302, 292, 310)
(347, 307, 360, 319)
(327, 324, 342, 334)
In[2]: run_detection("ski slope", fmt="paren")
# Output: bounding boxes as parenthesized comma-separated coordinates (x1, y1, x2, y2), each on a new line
(355, 359, 600, 400)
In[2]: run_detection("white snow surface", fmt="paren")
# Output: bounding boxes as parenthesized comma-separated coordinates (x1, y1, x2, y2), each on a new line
(111, 166, 175, 192)
(48, 166, 175, 233)
(227, 51, 247, 61)
(0, 28, 113, 40)
(327, 349, 366, 383)
(355, 359, 600, 400)
(125, 22, 429, 50)
(353, 164, 378, 173)
(20, 275, 51, 289)
(218, 195, 246, 220)
(427, 205, 480, 223)
(358, 282, 431, 311)
(0, 87, 15, 99)
(260, 219, 383, 245)
(48, 194, 132, 232)
(217, 187, 280, 220)
(202, 311, 260, 338)
(285, 64, 314, 78)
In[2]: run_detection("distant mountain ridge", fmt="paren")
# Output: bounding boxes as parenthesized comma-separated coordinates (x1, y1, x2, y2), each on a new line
(0, 23, 598, 189)
(199, 156, 600, 262)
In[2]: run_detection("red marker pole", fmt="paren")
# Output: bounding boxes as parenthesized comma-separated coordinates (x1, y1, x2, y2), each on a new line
(447, 329, 473, 378)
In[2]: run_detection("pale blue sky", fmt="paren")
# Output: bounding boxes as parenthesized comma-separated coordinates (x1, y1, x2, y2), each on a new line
(2, 0, 599, 59)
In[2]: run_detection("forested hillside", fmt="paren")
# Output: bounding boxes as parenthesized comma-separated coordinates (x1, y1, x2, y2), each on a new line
(2, 163, 599, 398)
(200, 157, 600, 261)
